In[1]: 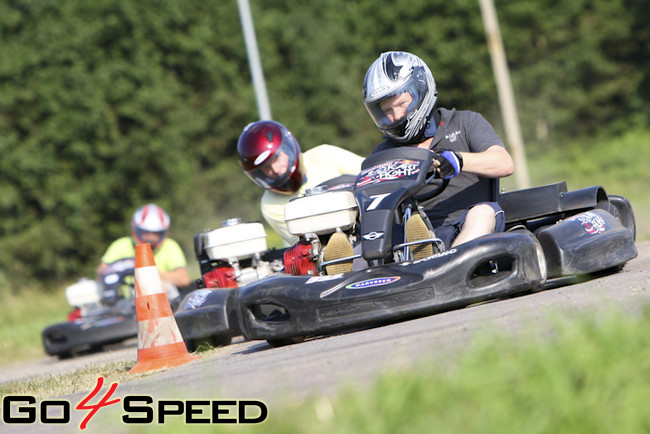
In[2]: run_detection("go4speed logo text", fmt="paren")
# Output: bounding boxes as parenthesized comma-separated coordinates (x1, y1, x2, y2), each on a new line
(2, 377, 268, 429)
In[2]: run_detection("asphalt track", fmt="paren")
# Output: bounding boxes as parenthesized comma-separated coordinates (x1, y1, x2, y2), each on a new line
(3, 242, 650, 433)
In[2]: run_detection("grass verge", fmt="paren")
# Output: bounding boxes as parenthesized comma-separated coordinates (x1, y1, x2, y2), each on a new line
(0, 286, 70, 366)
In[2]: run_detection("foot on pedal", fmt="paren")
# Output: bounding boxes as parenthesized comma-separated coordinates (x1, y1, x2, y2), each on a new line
(323, 231, 353, 274)
(405, 213, 435, 260)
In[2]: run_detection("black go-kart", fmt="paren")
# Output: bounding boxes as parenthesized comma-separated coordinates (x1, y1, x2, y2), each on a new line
(235, 146, 637, 347)
(42, 258, 139, 359)
(174, 218, 284, 351)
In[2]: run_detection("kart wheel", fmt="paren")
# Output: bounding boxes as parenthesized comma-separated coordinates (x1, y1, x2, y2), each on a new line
(267, 336, 305, 348)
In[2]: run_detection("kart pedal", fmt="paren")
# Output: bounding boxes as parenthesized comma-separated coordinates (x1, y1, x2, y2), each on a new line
(406, 213, 435, 260)
(323, 231, 353, 274)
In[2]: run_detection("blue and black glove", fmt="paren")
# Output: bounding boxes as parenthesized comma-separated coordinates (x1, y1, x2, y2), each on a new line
(435, 150, 464, 179)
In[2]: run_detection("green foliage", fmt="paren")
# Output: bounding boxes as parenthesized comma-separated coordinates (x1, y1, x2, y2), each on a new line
(0, 0, 649, 289)
(498, 0, 648, 142)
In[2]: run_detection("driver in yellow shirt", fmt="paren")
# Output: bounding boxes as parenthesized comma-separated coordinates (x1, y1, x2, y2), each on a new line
(97, 203, 190, 300)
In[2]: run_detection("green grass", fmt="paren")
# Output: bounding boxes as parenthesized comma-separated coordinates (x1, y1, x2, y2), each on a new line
(0, 286, 70, 365)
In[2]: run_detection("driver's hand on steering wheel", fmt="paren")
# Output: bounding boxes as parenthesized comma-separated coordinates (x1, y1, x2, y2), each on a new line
(434, 150, 464, 179)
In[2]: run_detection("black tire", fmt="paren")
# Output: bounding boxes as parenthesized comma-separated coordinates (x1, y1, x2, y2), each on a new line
(267, 336, 305, 348)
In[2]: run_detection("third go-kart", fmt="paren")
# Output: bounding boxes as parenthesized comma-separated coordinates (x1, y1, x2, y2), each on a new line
(235, 146, 637, 347)
(43, 256, 190, 358)
(42, 258, 138, 358)
(174, 218, 284, 351)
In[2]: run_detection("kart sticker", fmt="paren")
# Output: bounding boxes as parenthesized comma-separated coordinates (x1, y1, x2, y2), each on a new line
(320, 276, 401, 298)
(79, 316, 125, 329)
(362, 231, 384, 241)
(92, 317, 126, 328)
(356, 159, 421, 187)
(345, 276, 401, 289)
(184, 289, 212, 310)
(104, 273, 120, 285)
(567, 211, 607, 234)
(400, 248, 458, 266)
(306, 274, 344, 284)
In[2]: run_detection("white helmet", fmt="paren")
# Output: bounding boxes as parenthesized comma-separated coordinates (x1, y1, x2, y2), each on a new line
(131, 203, 170, 248)
(363, 51, 437, 144)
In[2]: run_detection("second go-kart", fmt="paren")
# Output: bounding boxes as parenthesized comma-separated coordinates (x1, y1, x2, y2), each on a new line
(174, 218, 284, 351)
(235, 146, 637, 347)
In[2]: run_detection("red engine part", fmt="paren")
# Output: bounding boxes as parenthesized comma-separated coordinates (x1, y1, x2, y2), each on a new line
(203, 265, 238, 288)
(283, 240, 317, 275)
(67, 307, 82, 322)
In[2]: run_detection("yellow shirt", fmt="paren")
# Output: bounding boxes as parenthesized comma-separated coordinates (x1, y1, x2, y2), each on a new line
(261, 144, 365, 244)
(100, 237, 187, 272)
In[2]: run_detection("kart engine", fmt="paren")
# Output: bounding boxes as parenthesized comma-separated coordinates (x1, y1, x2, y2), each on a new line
(65, 278, 101, 320)
(283, 188, 359, 275)
(195, 218, 279, 288)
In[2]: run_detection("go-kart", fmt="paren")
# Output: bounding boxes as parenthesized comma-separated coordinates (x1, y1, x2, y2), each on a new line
(42, 257, 190, 358)
(42, 258, 138, 359)
(174, 218, 284, 351)
(235, 146, 638, 347)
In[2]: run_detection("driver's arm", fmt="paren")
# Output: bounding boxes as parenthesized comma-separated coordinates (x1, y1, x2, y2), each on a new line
(457, 145, 514, 178)
(96, 262, 108, 279)
(160, 267, 191, 288)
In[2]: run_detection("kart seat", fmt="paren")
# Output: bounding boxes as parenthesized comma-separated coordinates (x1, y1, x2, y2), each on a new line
(497, 180, 609, 225)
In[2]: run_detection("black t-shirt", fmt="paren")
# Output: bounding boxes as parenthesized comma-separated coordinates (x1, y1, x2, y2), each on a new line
(371, 108, 504, 227)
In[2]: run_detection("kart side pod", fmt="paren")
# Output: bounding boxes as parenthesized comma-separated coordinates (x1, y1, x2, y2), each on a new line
(537, 209, 637, 277)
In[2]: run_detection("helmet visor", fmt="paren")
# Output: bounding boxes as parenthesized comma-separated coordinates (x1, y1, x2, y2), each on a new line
(366, 81, 424, 132)
(133, 228, 167, 246)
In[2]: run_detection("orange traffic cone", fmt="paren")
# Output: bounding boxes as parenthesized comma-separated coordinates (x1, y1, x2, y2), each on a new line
(129, 243, 198, 373)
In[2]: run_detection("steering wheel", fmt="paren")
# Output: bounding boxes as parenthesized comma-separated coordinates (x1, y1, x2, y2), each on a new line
(413, 175, 450, 202)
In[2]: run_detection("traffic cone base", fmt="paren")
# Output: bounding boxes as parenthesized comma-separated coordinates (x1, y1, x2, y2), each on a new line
(129, 342, 198, 373)
(129, 243, 198, 374)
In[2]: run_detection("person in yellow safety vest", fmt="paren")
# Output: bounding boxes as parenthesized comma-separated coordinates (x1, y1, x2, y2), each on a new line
(97, 203, 190, 301)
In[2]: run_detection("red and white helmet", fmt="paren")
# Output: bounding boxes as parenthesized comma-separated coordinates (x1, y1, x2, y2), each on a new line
(237, 120, 305, 194)
(131, 203, 170, 248)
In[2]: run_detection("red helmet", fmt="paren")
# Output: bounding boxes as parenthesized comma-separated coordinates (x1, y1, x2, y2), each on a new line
(237, 120, 305, 194)
(131, 203, 170, 248)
